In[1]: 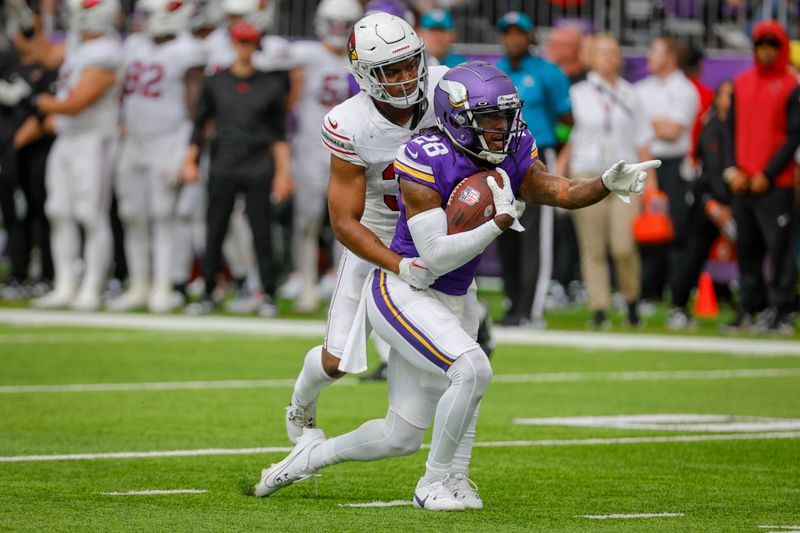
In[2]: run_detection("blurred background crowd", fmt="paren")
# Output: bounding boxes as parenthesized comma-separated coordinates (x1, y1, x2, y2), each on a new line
(0, 0, 799, 335)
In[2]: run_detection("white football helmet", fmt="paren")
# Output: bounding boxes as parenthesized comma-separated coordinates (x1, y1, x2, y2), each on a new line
(315, 0, 362, 50)
(68, 0, 120, 34)
(222, 0, 275, 32)
(139, 0, 191, 37)
(189, 0, 225, 31)
(348, 12, 427, 109)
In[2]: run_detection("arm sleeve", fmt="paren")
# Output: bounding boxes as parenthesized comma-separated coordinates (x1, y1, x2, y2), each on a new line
(764, 86, 800, 181)
(190, 77, 213, 148)
(407, 208, 502, 277)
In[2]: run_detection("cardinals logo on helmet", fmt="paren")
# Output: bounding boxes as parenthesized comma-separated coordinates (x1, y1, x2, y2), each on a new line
(348, 31, 358, 61)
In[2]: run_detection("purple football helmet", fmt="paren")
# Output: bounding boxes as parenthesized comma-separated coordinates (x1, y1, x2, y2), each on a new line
(434, 60, 526, 164)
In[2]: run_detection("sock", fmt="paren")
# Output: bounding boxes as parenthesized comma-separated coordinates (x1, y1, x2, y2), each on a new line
(291, 345, 338, 408)
(451, 404, 479, 476)
(171, 219, 194, 286)
(81, 216, 112, 293)
(50, 217, 79, 291)
(308, 410, 423, 470)
(123, 217, 150, 288)
(153, 218, 175, 289)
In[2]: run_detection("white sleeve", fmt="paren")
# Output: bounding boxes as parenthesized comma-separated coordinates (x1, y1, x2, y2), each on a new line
(407, 208, 502, 277)
(321, 110, 365, 167)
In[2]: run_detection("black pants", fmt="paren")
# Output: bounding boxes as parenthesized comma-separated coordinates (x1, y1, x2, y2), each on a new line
(641, 156, 693, 300)
(498, 204, 543, 321)
(670, 202, 720, 308)
(733, 187, 797, 315)
(204, 172, 275, 298)
(0, 141, 54, 282)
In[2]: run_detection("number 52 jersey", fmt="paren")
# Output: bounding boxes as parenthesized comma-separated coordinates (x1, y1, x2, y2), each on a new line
(320, 65, 448, 245)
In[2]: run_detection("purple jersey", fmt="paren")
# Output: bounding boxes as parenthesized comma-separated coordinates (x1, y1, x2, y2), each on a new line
(391, 128, 539, 295)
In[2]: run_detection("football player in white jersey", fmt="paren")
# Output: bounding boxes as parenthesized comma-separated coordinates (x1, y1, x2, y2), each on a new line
(29, 0, 122, 311)
(106, 0, 205, 313)
(284, 0, 362, 313)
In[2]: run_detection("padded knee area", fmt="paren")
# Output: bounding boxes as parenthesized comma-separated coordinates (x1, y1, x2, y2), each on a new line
(381, 411, 425, 457)
(448, 347, 492, 398)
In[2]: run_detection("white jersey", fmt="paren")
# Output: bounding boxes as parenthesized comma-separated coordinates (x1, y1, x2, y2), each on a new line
(204, 26, 295, 74)
(321, 65, 448, 243)
(291, 40, 351, 176)
(122, 32, 205, 137)
(54, 33, 122, 135)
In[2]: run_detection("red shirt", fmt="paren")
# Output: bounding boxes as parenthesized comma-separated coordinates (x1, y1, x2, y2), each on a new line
(734, 20, 799, 187)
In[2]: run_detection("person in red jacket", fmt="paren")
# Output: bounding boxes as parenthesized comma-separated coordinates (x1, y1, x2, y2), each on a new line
(726, 20, 800, 334)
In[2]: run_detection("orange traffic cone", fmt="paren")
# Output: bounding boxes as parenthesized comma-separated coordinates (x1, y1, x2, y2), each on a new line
(694, 271, 719, 318)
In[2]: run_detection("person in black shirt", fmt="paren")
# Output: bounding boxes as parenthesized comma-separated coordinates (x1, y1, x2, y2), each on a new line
(666, 80, 736, 329)
(181, 20, 292, 316)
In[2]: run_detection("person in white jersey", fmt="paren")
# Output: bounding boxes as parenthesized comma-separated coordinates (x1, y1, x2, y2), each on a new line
(281, 0, 363, 313)
(106, 0, 205, 313)
(30, 0, 122, 311)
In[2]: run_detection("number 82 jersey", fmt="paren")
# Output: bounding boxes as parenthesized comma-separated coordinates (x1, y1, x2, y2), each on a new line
(320, 65, 448, 245)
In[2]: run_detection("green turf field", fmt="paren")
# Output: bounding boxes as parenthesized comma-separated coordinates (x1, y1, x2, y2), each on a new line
(1, 321, 799, 532)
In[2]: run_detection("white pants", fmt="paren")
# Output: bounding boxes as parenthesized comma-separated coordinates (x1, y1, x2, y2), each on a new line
(115, 126, 192, 223)
(365, 269, 482, 427)
(45, 130, 116, 224)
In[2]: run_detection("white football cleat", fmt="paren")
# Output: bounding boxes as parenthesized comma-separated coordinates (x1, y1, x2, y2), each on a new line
(106, 283, 149, 312)
(254, 428, 325, 497)
(446, 473, 483, 509)
(70, 288, 101, 312)
(413, 475, 465, 512)
(31, 285, 75, 309)
(276, 272, 303, 300)
(285, 402, 316, 444)
(148, 285, 184, 313)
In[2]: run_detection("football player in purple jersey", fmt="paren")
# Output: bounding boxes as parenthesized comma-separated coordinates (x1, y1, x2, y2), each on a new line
(255, 61, 660, 510)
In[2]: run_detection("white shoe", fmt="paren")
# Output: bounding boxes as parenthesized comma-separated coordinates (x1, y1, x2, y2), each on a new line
(254, 428, 325, 497)
(31, 285, 75, 309)
(70, 288, 101, 312)
(446, 473, 483, 509)
(285, 402, 316, 444)
(225, 292, 262, 314)
(106, 283, 149, 312)
(413, 475, 465, 511)
(293, 289, 319, 313)
(148, 285, 184, 313)
(277, 272, 303, 300)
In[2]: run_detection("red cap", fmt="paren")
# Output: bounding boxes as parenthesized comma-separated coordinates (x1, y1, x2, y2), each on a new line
(230, 21, 261, 43)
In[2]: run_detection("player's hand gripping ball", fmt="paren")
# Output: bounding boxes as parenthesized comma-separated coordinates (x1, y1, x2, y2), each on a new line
(446, 170, 504, 234)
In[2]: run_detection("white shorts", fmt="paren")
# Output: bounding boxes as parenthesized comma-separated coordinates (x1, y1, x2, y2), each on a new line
(45, 130, 117, 225)
(115, 125, 192, 222)
(324, 248, 374, 358)
(365, 269, 481, 376)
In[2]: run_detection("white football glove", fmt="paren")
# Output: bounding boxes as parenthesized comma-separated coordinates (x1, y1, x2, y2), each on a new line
(601, 159, 662, 203)
(398, 257, 437, 290)
(487, 168, 524, 232)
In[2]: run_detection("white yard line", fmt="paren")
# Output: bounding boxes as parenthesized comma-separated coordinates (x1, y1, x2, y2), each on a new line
(337, 500, 412, 508)
(759, 527, 800, 530)
(2, 431, 799, 463)
(99, 489, 208, 496)
(2, 308, 800, 356)
(580, 513, 685, 519)
(2, 368, 798, 394)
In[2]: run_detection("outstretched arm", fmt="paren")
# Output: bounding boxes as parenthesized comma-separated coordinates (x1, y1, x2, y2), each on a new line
(518, 159, 610, 209)
(519, 158, 659, 209)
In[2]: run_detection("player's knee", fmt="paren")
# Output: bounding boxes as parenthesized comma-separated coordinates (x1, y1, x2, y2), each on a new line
(449, 347, 493, 395)
(383, 415, 424, 456)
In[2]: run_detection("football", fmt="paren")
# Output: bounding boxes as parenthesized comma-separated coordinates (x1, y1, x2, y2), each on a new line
(446, 170, 503, 234)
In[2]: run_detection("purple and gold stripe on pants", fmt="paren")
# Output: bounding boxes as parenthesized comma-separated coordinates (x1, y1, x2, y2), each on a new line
(371, 269, 456, 372)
